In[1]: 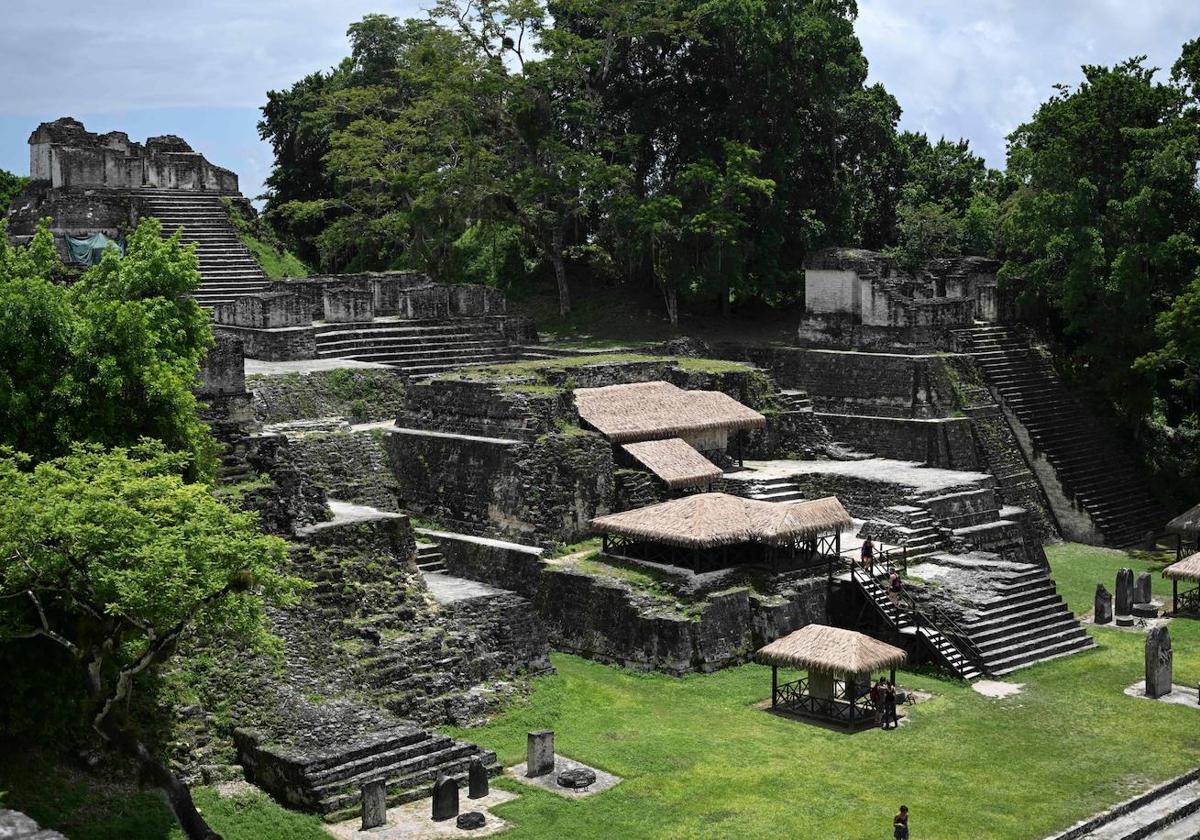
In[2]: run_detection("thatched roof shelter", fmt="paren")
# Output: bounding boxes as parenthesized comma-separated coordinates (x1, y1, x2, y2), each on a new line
(590, 492, 851, 549)
(756, 624, 906, 676)
(1164, 552, 1200, 582)
(621, 438, 722, 489)
(1166, 503, 1200, 540)
(574, 381, 766, 443)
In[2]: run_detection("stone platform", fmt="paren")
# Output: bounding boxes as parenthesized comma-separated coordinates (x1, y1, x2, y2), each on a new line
(508, 755, 621, 799)
(326, 788, 518, 839)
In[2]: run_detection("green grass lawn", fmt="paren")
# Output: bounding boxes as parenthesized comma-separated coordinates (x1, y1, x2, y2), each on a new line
(7, 543, 1199, 839)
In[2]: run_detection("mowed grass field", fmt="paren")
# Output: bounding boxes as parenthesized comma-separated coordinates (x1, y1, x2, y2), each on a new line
(6, 543, 1198, 840)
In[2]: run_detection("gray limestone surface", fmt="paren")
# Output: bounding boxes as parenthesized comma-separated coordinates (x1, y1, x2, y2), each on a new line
(245, 357, 392, 375)
(526, 731, 555, 777)
(424, 572, 509, 605)
(362, 779, 387, 830)
(728, 458, 993, 494)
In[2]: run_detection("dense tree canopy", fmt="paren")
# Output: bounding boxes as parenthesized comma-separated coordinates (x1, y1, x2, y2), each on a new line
(0, 442, 297, 839)
(0, 168, 27, 217)
(0, 218, 216, 475)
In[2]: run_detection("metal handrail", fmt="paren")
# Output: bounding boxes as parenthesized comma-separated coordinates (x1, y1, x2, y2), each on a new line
(847, 559, 987, 678)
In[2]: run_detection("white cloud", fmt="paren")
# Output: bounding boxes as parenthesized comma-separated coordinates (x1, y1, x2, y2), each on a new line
(857, 0, 1200, 167)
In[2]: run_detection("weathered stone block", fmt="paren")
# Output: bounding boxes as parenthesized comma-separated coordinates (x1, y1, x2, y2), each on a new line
(361, 779, 386, 830)
(468, 757, 489, 799)
(215, 292, 310, 329)
(1094, 584, 1112, 624)
(432, 775, 459, 821)
(526, 730, 554, 777)
(1145, 626, 1173, 699)
(1116, 567, 1134, 616)
(1134, 572, 1152, 604)
(323, 285, 375, 323)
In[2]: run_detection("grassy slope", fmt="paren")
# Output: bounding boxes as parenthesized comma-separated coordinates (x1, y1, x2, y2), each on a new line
(7, 543, 1197, 839)
(442, 544, 1200, 840)
(239, 233, 310, 280)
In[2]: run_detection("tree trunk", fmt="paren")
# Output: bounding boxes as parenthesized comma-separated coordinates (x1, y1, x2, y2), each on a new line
(661, 283, 678, 326)
(114, 727, 223, 840)
(551, 226, 570, 316)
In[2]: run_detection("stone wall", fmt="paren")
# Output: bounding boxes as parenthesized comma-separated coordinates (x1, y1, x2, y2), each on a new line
(817, 413, 979, 469)
(287, 429, 400, 511)
(198, 335, 246, 397)
(248, 368, 407, 424)
(431, 530, 828, 674)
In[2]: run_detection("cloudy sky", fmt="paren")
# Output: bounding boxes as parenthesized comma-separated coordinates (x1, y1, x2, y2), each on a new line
(2, 1, 1198, 201)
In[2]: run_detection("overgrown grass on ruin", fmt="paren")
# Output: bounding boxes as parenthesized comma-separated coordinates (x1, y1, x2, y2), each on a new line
(437, 353, 756, 385)
(9, 543, 1199, 839)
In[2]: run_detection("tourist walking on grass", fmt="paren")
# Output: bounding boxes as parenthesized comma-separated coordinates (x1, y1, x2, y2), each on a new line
(893, 805, 909, 839)
(861, 537, 875, 576)
(883, 681, 899, 730)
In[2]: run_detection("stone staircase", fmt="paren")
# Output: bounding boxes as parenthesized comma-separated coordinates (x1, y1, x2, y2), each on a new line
(236, 724, 500, 824)
(879, 504, 945, 562)
(1046, 768, 1200, 839)
(416, 540, 446, 573)
(847, 562, 984, 680)
(312, 318, 532, 377)
(952, 325, 1167, 546)
(139, 190, 271, 308)
(915, 553, 1095, 676)
(745, 476, 808, 503)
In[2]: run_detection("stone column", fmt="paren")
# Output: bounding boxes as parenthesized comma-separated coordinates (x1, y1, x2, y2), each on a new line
(361, 779, 386, 830)
(432, 775, 459, 821)
(468, 757, 489, 799)
(1094, 584, 1112, 624)
(1116, 568, 1134, 620)
(1145, 626, 1173, 699)
(526, 730, 555, 777)
(1134, 572, 1152, 604)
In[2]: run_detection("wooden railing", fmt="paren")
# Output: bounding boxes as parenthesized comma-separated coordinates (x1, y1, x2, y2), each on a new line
(772, 677, 873, 725)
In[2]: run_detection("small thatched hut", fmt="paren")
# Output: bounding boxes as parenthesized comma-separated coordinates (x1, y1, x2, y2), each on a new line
(590, 492, 852, 572)
(1166, 503, 1200, 554)
(1163, 551, 1200, 615)
(756, 624, 907, 729)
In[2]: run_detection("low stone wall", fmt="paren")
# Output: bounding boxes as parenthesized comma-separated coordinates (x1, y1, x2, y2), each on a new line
(248, 368, 407, 424)
(817, 413, 979, 469)
(432, 531, 827, 674)
(387, 426, 614, 545)
(213, 324, 316, 361)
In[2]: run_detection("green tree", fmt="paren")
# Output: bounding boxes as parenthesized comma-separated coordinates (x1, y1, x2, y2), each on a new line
(0, 219, 216, 474)
(1001, 55, 1200, 418)
(0, 442, 299, 840)
(0, 169, 28, 218)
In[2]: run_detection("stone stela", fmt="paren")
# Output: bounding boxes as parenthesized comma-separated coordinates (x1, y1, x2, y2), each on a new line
(1145, 626, 1173, 699)
(527, 730, 555, 777)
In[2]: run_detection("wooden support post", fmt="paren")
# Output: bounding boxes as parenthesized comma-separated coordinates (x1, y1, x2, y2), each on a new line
(772, 665, 778, 708)
(1174, 578, 1179, 615)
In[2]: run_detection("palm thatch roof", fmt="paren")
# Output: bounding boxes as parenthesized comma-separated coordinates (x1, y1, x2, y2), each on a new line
(1166, 503, 1200, 539)
(1164, 552, 1200, 581)
(590, 492, 851, 549)
(756, 624, 907, 675)
(574, 381, 766, 443)
(621, 438, 723, 489)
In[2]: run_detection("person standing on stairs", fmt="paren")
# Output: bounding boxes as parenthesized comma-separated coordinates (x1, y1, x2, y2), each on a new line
(888, 571, 904, 607)
(861, 537, 875, 577)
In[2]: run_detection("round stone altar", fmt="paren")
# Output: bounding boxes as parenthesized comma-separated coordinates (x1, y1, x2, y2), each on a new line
(557, 768, 597, 790)
(456, 811, 486, 830)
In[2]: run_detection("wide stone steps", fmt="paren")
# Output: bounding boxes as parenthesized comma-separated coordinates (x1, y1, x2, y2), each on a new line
(142, 192, 270, 306)
(952, 326, 1167, 546)
(1045, 770, 1200, 840)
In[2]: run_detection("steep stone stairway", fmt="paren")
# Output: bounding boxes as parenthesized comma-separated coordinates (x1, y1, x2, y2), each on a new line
(952, 325, 1167, 546)
(847, 562, 985, 680)
(415, 540, 447, 573)
(1046, 768, 1200, 839)
(312, 318, 530, 376)
(915, 553, 1095, 676)
(139, 190, 271, 308)
(237, 723, 500, 824)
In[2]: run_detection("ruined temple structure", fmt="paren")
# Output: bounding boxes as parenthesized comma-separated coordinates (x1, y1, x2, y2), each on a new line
(6, 117, 270, 305)
(212, 273, 540, 375)
(799, 247, 1001, 350)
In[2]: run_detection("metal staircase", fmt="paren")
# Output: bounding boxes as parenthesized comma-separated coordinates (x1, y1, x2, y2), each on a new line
(844, 560, 985, 680)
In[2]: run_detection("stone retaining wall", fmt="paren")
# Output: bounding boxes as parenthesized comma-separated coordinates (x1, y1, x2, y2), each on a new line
(248, 368, 407, 424)
(817, 413, 979, 468)
(432, 531, 827, 674)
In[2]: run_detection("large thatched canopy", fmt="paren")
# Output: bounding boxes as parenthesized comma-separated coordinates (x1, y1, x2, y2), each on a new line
(1164, 552, 1200, 582)
(1166, 503, 1200, 539)
(590, 492, 851, 549)
(756, 624, 906, 676)
(574, 381, 766, 443)
(621, 438, 723, 489)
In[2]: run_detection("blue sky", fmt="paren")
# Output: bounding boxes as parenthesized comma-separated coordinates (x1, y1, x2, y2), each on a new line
(2, 1, 1199, 202)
